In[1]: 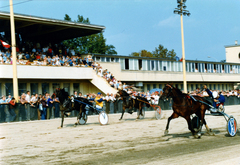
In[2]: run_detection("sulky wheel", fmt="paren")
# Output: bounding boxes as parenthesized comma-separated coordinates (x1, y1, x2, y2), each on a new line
(155, 107, 162, 120)
(79, 113, 88, 125)
(98, 111, 109, 125)
(226, 116, 237, 137)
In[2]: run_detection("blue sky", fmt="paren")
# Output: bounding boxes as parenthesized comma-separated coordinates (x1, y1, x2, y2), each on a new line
(0, 0, 239, 61)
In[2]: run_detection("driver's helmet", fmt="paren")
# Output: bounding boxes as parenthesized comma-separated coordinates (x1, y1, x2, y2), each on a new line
(212, 91, 218, 98)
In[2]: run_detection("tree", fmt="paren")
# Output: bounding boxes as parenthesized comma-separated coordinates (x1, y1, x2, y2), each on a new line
(64, 14, 72, 21)
(62, 14, 117, 55)
(130, 50, 152, 57)
(167, 49, 176, 59)
(152, 44, 168, 58)
(130, 44, 176, 59)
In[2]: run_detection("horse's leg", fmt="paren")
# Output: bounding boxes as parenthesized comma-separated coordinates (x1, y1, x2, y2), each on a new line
(203, 118, 214, 135)
(184, 115, 195, 135)
(58, 110, 64, 129)
(164, 112, 179, 135)
(136, 103, 140, 120)
(119, 106, 125, 120)
(75, 106, 82, 125)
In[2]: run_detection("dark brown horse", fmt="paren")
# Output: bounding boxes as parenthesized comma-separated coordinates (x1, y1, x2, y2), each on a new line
(160, 84, 212, 138)
(117, 90, 150, 120)
(54, 88, 94, 128)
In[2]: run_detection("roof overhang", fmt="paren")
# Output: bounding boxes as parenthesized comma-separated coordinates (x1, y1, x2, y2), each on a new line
(0, 11, 105, 44)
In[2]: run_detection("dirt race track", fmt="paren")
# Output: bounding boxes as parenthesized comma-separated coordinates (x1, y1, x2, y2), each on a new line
(0, 105, 240, 165)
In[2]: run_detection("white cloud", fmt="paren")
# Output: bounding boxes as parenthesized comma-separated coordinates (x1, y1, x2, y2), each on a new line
(156, 15, 179, 28)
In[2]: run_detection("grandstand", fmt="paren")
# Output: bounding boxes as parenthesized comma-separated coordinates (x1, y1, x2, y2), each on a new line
(0, 12, 240, 96)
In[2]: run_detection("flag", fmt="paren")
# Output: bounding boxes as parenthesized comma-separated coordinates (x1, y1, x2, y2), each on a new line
(179, 57, 183, 62)
(0, 40, 10, 48)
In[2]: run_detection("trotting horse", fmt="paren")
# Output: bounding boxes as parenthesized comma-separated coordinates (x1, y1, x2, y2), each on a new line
(54, 88, 93, 128)
(117, 90, 150, 120)
(160, 84, 213, 138)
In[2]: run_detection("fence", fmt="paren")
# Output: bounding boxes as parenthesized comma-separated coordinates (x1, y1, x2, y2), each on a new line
(0, 96, 239, 123)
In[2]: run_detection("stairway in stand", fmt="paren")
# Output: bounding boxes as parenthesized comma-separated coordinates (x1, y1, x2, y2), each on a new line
(90, 70, 118, 95)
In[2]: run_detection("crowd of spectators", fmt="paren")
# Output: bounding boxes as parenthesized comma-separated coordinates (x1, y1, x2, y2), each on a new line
(0, 45, 122, 89)
(1, 87, 240, 123)
(188, 88, 240, 97)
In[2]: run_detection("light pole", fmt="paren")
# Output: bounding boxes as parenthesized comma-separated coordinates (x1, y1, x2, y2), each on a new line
(9, 0, 18, 100)
(174, 0, 190, 93)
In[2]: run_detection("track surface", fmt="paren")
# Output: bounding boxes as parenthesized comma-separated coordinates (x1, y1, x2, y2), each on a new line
(0, 105, 240, 164)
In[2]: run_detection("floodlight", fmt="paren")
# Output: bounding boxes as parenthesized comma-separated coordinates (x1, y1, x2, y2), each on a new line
(187, 13, 191, 16)
(183, 5, 187, 9)
(174, 10, 179, 14)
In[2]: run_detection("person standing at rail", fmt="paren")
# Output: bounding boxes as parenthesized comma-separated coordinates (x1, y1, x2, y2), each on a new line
(203, 85, 225, 112)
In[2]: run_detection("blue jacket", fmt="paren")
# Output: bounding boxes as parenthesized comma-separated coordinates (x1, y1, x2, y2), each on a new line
(206, 89, 225, 108)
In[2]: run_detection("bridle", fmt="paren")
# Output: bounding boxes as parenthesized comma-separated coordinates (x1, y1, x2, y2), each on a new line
(164, 84, 173, 99)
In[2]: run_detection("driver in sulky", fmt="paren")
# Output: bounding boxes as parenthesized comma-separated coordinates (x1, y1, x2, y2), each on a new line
(203, 85, 225, 112)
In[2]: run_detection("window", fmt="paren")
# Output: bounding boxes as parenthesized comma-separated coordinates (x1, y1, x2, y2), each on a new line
(100, 57, 105, 62)
(52, 83, 60, 94)
(42, 83, 49, 94)
(155, 61, 159, 71)
(115, 58, 119, 62)
(106, 57, 110, 62)
(19, 83, 27, 96)
(147, 60, 151, 70)
(63, 83, 70, 93)
(191, 84, 194, 91)
(110, 58, 114, 62)
(125, 59, 129, 70)
(159, 84, 162, 89)
(205, 63, 207, 72)
(73, 83, 80, 93)
(151, 60, 155, 70)
(30, 83, 38, 95)
(96, 57, 100, 61)
(147, 84, 151, 91)
(138, 59, 142, 70)
(5, 83, 13, 96)
(153, 84, 156, 89)
(163, 66, 166, 71)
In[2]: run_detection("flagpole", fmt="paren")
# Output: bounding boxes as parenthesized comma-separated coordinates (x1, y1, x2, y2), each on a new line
(9, 0, 19, 101)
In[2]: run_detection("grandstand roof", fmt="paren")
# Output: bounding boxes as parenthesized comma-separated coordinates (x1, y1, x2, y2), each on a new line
(0, 11, 105, 44)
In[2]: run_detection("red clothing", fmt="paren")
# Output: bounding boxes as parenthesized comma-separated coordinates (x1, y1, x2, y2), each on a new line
(48, 48, 52, 53)
(9, 100, 15, 109)
(36, 54, 40, 60)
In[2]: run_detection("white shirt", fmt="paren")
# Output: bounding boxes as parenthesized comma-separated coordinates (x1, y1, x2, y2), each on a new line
(25, 94, 30, 103)
(30, 96, 37, 102)
(105, 95, 111, 101)
(153, 95, 160, 105)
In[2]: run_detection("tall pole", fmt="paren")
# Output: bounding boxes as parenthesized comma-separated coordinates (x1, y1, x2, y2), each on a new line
(180, 14, 187, 93)
(174, 0, 190, 93)
(9, 0, 18, 100)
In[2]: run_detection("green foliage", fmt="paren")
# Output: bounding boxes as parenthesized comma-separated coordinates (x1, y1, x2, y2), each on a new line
(62, 14, 117, 55)
(130, 44, 176, 59)
(64, 14, 71, 21)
